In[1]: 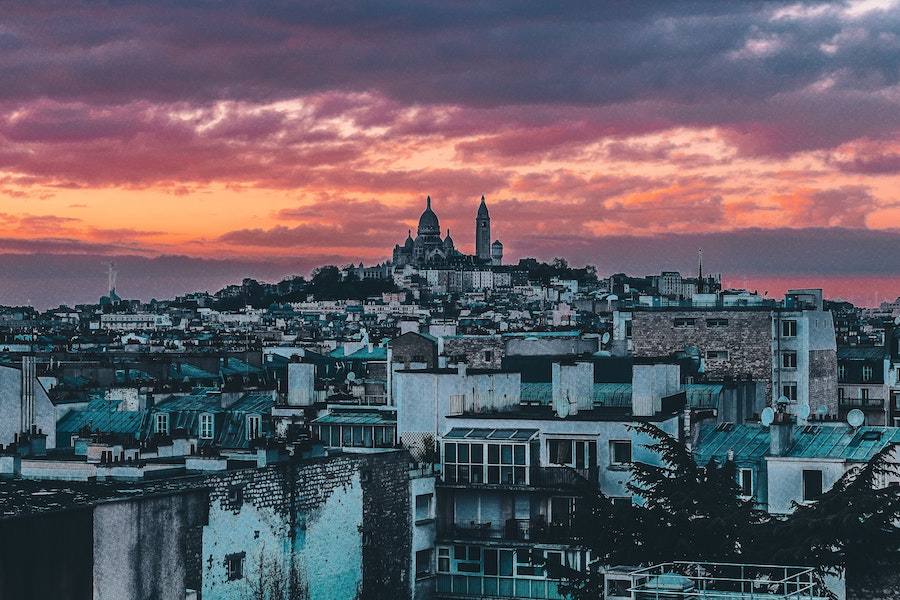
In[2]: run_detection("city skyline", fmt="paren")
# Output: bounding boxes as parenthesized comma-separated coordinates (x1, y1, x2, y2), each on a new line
(2, 1, 900, 307)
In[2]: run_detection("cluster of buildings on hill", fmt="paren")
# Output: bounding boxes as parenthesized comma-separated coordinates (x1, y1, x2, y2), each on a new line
(1, 201, 900, 598)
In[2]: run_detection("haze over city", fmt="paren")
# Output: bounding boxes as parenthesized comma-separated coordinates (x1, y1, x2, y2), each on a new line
(2, 1, 900, 308)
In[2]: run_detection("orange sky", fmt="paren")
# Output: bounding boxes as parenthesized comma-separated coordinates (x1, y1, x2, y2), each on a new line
(1, 2, 900, 307)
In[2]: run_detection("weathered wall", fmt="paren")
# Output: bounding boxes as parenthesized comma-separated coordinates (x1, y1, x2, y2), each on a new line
(361, 454, 412, 600)
(93, 489, 210, 600)
(201, 451, 412, 600)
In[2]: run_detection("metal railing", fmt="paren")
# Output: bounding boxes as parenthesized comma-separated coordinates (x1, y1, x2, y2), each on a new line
(624, 561, 829, 600)
(437, 517, 576, 543)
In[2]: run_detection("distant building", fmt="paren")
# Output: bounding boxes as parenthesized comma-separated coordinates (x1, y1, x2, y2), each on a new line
(393, 196, 502, 269)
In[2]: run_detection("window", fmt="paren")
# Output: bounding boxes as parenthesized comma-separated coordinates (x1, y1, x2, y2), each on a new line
(444, 442, 484, 484)
(838, 387, 845, 402)
(863, 365, 874, 382)
(225, 552, 245, 581)
(610, 440, 632, 466)
(246, 415, 261, 440)
(674, 318, 696, 328)
(781, 383, 798, 402)
(547, 439, 596, 469)
(449, 394, 465, 415)
(706, 318, 729, 328)
(802, 469, 823, 501)
(739, 469, 753, 497)
(486, 443, 526, 485)
(454, 545, 481, 573)
(860, 388, 869, 401)
(610, 497, 632, 508)
(482, 548, 514, 576)
(782, 319, 798, 337)
(607, 578, 632, 597)
(437, 547, 450, 572)
(415, 493, 433, 522)
(515, 549, 541, 576)
(484, 350, 493, 362)
(551, 496, 576, 526)
(415, 549, 433, 579)
(199, 413, 214, 439)
(155, 413, 169, 435)
(838, 365, 847, 380)
(782, 351, 797, 369)
(706, 350, 729, 361)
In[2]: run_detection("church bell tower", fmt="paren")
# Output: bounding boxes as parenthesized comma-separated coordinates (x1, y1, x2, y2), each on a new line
(475, 195, 491, 261)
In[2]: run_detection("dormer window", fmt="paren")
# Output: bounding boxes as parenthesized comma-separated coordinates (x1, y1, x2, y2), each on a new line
(155, 413, 169, 435)
(199, 413, 214, 440)
(247, 415, 261, 441)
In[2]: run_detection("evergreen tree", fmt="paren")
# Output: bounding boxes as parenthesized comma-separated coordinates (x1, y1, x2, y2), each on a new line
(551, 424, 900, 600)
(750, 441, 900, 584)
(552, 423, 761, 599)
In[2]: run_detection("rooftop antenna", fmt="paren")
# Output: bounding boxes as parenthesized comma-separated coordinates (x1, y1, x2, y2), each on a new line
(106, 261, 117, 297)
(698, 248, 703, 280)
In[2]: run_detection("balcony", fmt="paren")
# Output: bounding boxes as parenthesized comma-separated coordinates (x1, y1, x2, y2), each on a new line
(436, 574, 564, 599)
(438, 517, 576, 544)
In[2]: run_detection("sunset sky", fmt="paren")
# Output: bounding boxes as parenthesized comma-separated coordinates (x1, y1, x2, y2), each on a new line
(2, 1, 900, 308)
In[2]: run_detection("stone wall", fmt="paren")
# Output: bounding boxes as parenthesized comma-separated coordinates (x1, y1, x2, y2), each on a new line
(631, 309, 773, 399)
(390, 333, 438, 369)
(441, 336, 504, 369)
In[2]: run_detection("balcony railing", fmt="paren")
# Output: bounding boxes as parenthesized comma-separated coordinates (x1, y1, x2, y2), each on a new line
(437, 465, 598, 490)
(436, 574, 564, 599)
(438, 517, 576, 544)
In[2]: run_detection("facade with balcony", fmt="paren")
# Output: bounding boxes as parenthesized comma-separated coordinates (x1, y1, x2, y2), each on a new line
(433, 411, 681, 600)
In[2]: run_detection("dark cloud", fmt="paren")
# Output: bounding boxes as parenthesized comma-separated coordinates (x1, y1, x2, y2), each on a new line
(0, 1, 898, 156)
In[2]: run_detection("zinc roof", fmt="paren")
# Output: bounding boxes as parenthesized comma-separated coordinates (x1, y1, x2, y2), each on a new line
(313, 411, 396, 425)
(694, 423, 900, 465)
(444, 427, 538, 441)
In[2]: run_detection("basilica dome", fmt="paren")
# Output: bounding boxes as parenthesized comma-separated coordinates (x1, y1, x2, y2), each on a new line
(417, 196, 441, 237)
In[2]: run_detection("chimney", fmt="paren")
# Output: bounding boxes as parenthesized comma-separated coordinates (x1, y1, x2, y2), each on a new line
(457, 362, 467, 377)
(769, 411, 794, 457)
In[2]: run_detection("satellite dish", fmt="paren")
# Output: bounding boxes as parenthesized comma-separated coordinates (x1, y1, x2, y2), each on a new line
(817, 404, 828, 417)
(553, 394, 570, 419)
(760, 407, 775, 427)
(847, 409, 865, 428)
(346, 371, 356, 382)
(601, 332, 611, 345)
(798, 403, 811, 420)
(894, 315, 900, 325)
